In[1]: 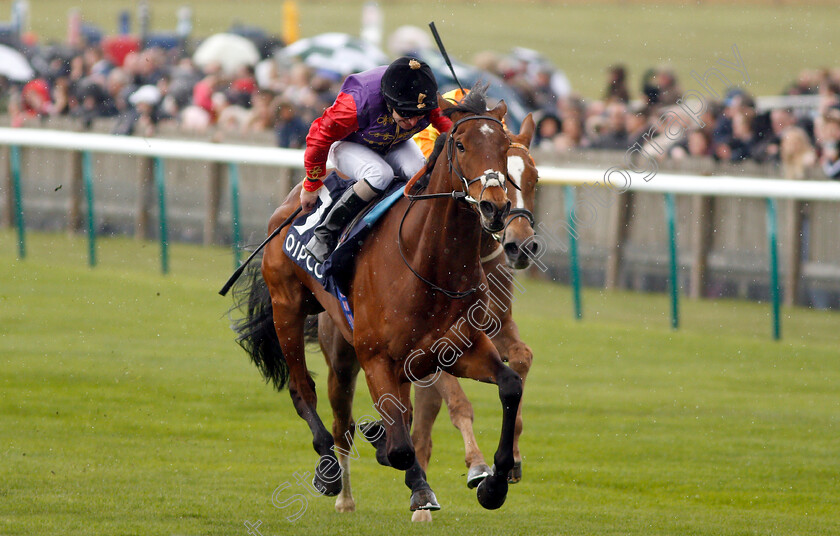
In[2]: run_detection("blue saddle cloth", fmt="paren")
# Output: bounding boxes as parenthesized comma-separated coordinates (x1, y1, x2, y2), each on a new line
(282, 172, 405, 329)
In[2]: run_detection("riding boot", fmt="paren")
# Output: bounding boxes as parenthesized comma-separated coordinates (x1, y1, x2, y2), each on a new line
(304, 187, 368, 263)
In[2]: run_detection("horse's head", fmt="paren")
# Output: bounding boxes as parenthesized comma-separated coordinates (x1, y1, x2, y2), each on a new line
(502, 113, 539, 269)
(438, 87, 511, 233)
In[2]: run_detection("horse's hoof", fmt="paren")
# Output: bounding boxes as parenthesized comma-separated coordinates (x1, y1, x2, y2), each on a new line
(476, 474, 508, 510)
(410, 487, 441, 511)
(358, 421, 391, 467)
(507, 460, 522, 483)
(412, 510, 433, 522)
(466, 463, 493, 489)
(334, 496, 355, 513)
(312, 454, 343, 496)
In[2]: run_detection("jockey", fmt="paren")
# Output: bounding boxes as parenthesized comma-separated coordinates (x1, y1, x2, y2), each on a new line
(301, 56, 453, 263)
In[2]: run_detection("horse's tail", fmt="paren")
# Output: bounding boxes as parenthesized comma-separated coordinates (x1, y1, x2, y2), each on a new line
(229, 260, 290, 391)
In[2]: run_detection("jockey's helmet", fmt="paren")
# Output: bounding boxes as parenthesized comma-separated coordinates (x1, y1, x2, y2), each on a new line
(381, 57, 438, 117)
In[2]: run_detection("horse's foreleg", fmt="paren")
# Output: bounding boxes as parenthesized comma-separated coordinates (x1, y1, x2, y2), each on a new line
(432, 373, 491, 487)
(492, 319, 533, 483)
(447, 334, 522, 510)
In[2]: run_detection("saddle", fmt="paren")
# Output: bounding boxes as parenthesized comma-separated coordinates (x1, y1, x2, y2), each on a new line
(283, 171, 406, 328)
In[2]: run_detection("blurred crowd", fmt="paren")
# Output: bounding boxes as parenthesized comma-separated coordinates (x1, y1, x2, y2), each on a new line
(2, 39, 336, 148)
(3, 34, 840, 180)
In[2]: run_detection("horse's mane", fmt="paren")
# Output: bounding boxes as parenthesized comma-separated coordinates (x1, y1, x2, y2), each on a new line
(442, 82, 490, 119)
(417, 83, 492, 190)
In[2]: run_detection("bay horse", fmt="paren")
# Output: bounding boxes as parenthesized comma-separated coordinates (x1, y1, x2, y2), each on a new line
(313, 114, 539, 520)
(232, 86, 521, 513)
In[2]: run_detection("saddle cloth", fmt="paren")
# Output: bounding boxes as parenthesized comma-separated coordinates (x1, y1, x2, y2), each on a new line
(282, 171, 406, 329)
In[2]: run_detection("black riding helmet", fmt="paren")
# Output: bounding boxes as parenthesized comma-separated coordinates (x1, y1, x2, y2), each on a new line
(380, 56, 438, 117)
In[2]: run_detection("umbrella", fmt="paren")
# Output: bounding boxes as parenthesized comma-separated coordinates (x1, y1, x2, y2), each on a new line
(277, 33, 388, 77)
(0, 43, 34, 82)
(193, 33, 260, 75)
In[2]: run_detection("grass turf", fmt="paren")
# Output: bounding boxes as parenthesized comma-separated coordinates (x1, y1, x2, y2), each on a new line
(1, 230, 838, 535)
(23, 1, 838, 99)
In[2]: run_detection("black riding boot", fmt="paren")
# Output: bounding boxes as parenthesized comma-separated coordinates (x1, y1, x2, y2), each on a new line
(305, 187, 368, 263)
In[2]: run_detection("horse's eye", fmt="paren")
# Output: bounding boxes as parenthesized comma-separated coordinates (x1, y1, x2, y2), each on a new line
(455, 140, 465, 152)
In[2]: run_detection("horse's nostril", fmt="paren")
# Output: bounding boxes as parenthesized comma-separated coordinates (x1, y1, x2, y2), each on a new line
(528, 239, 540, 255)
(504, 241, 520, 257)
(479, 200, 496, 219)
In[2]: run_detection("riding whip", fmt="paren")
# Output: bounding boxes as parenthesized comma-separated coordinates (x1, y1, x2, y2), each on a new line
(218, 206, 302, 296)
(428, 22, 465, 94)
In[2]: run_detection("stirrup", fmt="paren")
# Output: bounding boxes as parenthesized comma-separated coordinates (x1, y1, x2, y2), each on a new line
(304, 232, 336, 263)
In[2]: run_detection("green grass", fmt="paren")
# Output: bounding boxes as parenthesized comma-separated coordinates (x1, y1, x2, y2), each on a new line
(24, 1, 838, 99)
(2, 230, 839, 535)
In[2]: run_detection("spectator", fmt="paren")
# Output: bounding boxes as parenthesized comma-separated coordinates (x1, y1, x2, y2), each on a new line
(590, 102, 629, 150)
(817, 108, 840, 179)
(11, 78, 53, 126)
(781, 127, 815, 180)
(603, 64, 629, 103)
(534, 113, 561, 151)
(274, 99, 308, 148)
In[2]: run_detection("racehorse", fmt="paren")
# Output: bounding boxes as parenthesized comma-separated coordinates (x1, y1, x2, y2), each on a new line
(232, 86, 521, 513)
(312, 114, 539, 520)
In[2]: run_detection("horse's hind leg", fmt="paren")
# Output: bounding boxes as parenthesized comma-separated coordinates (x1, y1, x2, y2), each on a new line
(362, 358, 440, 512)
(411, 382, 441, 473)
(271, 306, 342, 495)
(321, 315, 361, 513)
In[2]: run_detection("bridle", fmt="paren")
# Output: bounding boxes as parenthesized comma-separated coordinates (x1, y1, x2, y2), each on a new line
(398, 113, 512, 299)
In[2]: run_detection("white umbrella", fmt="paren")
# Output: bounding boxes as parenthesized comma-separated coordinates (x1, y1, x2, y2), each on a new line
(129, 85, 161, 106)
(193, 33, 260, 75)
(387, 25, 432, 57)
(277, 33, 388, 77)
(0, 44, 34, 82)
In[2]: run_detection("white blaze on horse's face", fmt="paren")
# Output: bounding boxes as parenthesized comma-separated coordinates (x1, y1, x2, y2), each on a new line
(479, 123, 495, 137)
(507, 155, 526, 210)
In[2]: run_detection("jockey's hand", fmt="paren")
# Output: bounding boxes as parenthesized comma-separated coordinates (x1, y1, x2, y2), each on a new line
(300, 187, 320, 212)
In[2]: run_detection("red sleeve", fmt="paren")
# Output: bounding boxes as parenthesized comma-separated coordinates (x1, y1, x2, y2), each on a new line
(303, 92, 359, 191)
(429, 107, 453, 134)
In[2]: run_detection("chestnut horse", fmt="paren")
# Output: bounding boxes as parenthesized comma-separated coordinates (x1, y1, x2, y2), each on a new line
(232, 87, 521, 512)
(313, 114, 540, 520)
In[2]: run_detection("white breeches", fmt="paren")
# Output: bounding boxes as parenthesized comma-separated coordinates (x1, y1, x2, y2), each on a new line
(327, 140, 426, 192)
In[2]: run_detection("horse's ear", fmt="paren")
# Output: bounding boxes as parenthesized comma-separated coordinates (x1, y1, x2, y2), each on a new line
(438, 93, 453, 112)
(516, 113, 536, 146)
(489, 99, 507, 122)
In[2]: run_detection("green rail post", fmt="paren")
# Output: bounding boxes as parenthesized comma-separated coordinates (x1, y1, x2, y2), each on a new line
(154, 157, 169, 275)
(81, 151, 97, 267)
(665, 193, 680, 329)
(10, 145, 25, 258)
(228, 162, 241, 269)
(766, 198, 781, 340)
(563, 185, 582, 320)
